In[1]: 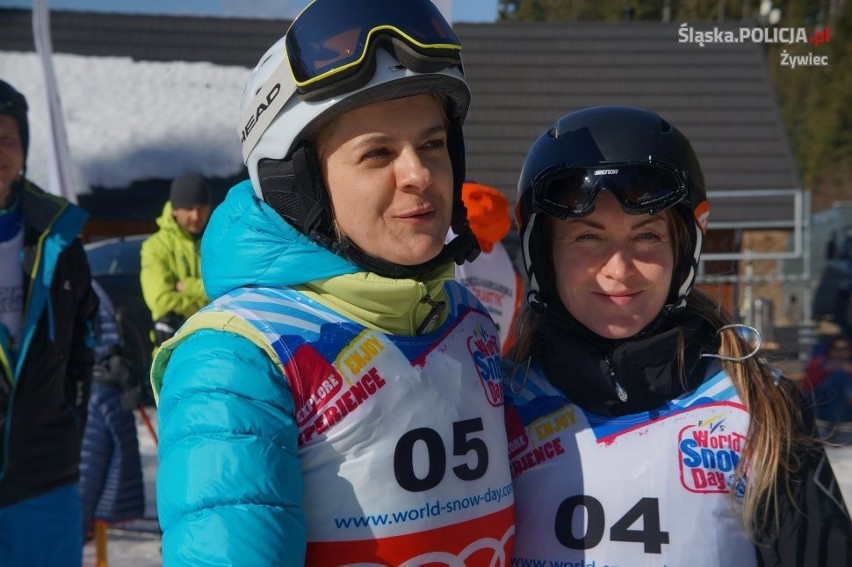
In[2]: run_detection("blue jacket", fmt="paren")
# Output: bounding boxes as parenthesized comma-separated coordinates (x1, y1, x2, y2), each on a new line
(79, 281, 144, 533)
(79, 383, 144, 531)
(153, 182, 357, 565)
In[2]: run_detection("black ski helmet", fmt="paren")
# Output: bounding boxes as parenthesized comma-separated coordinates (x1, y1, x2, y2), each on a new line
(516, 105, 710, 315)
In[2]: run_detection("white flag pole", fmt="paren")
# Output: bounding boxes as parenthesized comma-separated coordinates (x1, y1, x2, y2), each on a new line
(32, 0, 77, 203)
(432, 0, 453, 24)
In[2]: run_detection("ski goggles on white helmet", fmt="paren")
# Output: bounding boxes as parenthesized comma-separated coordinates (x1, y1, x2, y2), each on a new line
(531, 160, 688, 218)
(287, 0, 461, 98)
(239, 0, 462, 161)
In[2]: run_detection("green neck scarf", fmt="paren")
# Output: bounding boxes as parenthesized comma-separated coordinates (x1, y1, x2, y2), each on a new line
(297, 264, 455, 336)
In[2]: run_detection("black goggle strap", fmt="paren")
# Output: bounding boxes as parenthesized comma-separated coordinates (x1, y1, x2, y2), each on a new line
(240, 55, 297, 162)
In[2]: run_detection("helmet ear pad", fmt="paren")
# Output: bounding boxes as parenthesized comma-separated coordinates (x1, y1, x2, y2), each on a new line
(668, 203, 702, 308)
(522, 212, 558, 312)
(447, 120, 477, 260)
(257, 141, 335, 240)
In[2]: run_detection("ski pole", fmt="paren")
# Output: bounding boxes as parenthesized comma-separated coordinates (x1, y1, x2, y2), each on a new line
(137, 404, 158, 446)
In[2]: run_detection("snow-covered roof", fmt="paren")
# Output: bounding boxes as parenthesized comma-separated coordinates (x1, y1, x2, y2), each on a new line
(2, 51, 247, 194)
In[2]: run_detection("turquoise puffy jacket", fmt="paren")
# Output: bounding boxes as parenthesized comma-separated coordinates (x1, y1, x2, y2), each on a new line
(152, 182, 357, 565)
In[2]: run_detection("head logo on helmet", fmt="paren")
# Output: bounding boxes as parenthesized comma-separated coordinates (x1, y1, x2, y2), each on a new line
(238, 0, 479, 278)
(240, 81, 282, 147)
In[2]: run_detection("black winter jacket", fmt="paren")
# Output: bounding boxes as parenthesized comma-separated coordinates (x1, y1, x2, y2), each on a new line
(0, 179, 98, 506)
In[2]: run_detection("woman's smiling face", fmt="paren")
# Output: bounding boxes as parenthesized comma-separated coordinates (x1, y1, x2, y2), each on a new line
(551, 192, 675, 339)
(317, 94, 453, 266)
(0, 115, 24, 206)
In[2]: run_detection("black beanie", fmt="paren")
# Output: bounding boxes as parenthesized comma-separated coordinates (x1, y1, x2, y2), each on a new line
(170, 173, 211, 209)
(0, 80, 29, 166)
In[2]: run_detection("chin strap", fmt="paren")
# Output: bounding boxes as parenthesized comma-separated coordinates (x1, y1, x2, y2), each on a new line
(329, 228, 479, 279)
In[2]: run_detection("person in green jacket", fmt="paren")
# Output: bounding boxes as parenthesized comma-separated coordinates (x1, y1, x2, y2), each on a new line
(140, 173, 211, 345)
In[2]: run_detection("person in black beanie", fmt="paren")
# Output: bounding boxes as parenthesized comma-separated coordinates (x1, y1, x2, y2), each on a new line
(140, 172, 212, 345)
(0, 79, 99, 566)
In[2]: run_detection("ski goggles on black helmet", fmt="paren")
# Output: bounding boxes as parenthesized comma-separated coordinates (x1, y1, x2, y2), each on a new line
(285, 0, 462, 101)
(531, 160, 688, 218)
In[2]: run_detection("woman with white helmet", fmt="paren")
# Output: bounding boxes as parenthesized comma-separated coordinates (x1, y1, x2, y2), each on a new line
(504, 105, 850, 566)
(150, 1, 515, 564)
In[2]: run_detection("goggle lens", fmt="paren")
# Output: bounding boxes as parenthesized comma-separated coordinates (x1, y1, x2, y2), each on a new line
(533, 164, 687, 218)
(286, 0, 461, 89)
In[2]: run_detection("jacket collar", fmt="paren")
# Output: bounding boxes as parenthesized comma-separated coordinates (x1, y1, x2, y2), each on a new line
(299, 264, 454, 336)
(536, 311, 719, 416)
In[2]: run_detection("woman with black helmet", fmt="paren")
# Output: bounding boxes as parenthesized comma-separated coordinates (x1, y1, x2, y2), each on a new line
(505, 105, 850, 565)
(150, 0, 514, 564)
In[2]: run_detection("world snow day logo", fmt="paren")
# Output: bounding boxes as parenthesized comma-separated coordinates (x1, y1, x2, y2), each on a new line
(678, 22, 832, 69)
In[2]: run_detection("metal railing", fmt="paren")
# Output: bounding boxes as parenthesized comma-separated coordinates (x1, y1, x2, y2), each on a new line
(695, 189, 812, 357)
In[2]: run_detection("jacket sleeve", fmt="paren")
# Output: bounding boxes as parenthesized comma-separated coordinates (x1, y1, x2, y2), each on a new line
(139, 233, 207, 321)
(156, 329, 305, 565)
(68, 238, 99, 440)
(754, 391, 852, 566)
(178, 275, 208, 314)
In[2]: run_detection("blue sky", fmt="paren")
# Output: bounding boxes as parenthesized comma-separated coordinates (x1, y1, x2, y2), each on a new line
(0, 0, 500, 23)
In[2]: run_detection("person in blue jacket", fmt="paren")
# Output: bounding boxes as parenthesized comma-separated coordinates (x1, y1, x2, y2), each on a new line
(79, 280, 145, 540)
(0, 79, 99, 566)
(503, 105, 850, 566)
(150, 1, 515, 564)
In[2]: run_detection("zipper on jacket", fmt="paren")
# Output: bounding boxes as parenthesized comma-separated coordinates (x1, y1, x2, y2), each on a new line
(605, 355, 629, 403)
(416, 293, 446, 336)
(46, 293, 55, 342)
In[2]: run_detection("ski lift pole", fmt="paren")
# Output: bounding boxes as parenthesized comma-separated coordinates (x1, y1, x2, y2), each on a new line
(32, 0, 77, 203)
(94, 520, 108, 567)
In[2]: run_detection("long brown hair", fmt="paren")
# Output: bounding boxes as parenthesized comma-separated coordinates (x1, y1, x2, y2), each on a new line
(509, 209, 813, 541)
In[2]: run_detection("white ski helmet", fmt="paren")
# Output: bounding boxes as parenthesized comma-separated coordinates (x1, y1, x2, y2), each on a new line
(238, 0, 479, 278)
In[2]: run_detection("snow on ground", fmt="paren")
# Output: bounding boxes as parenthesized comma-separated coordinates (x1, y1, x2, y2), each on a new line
(83, 412, 852, 567)
(82, 409, 162, 566)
